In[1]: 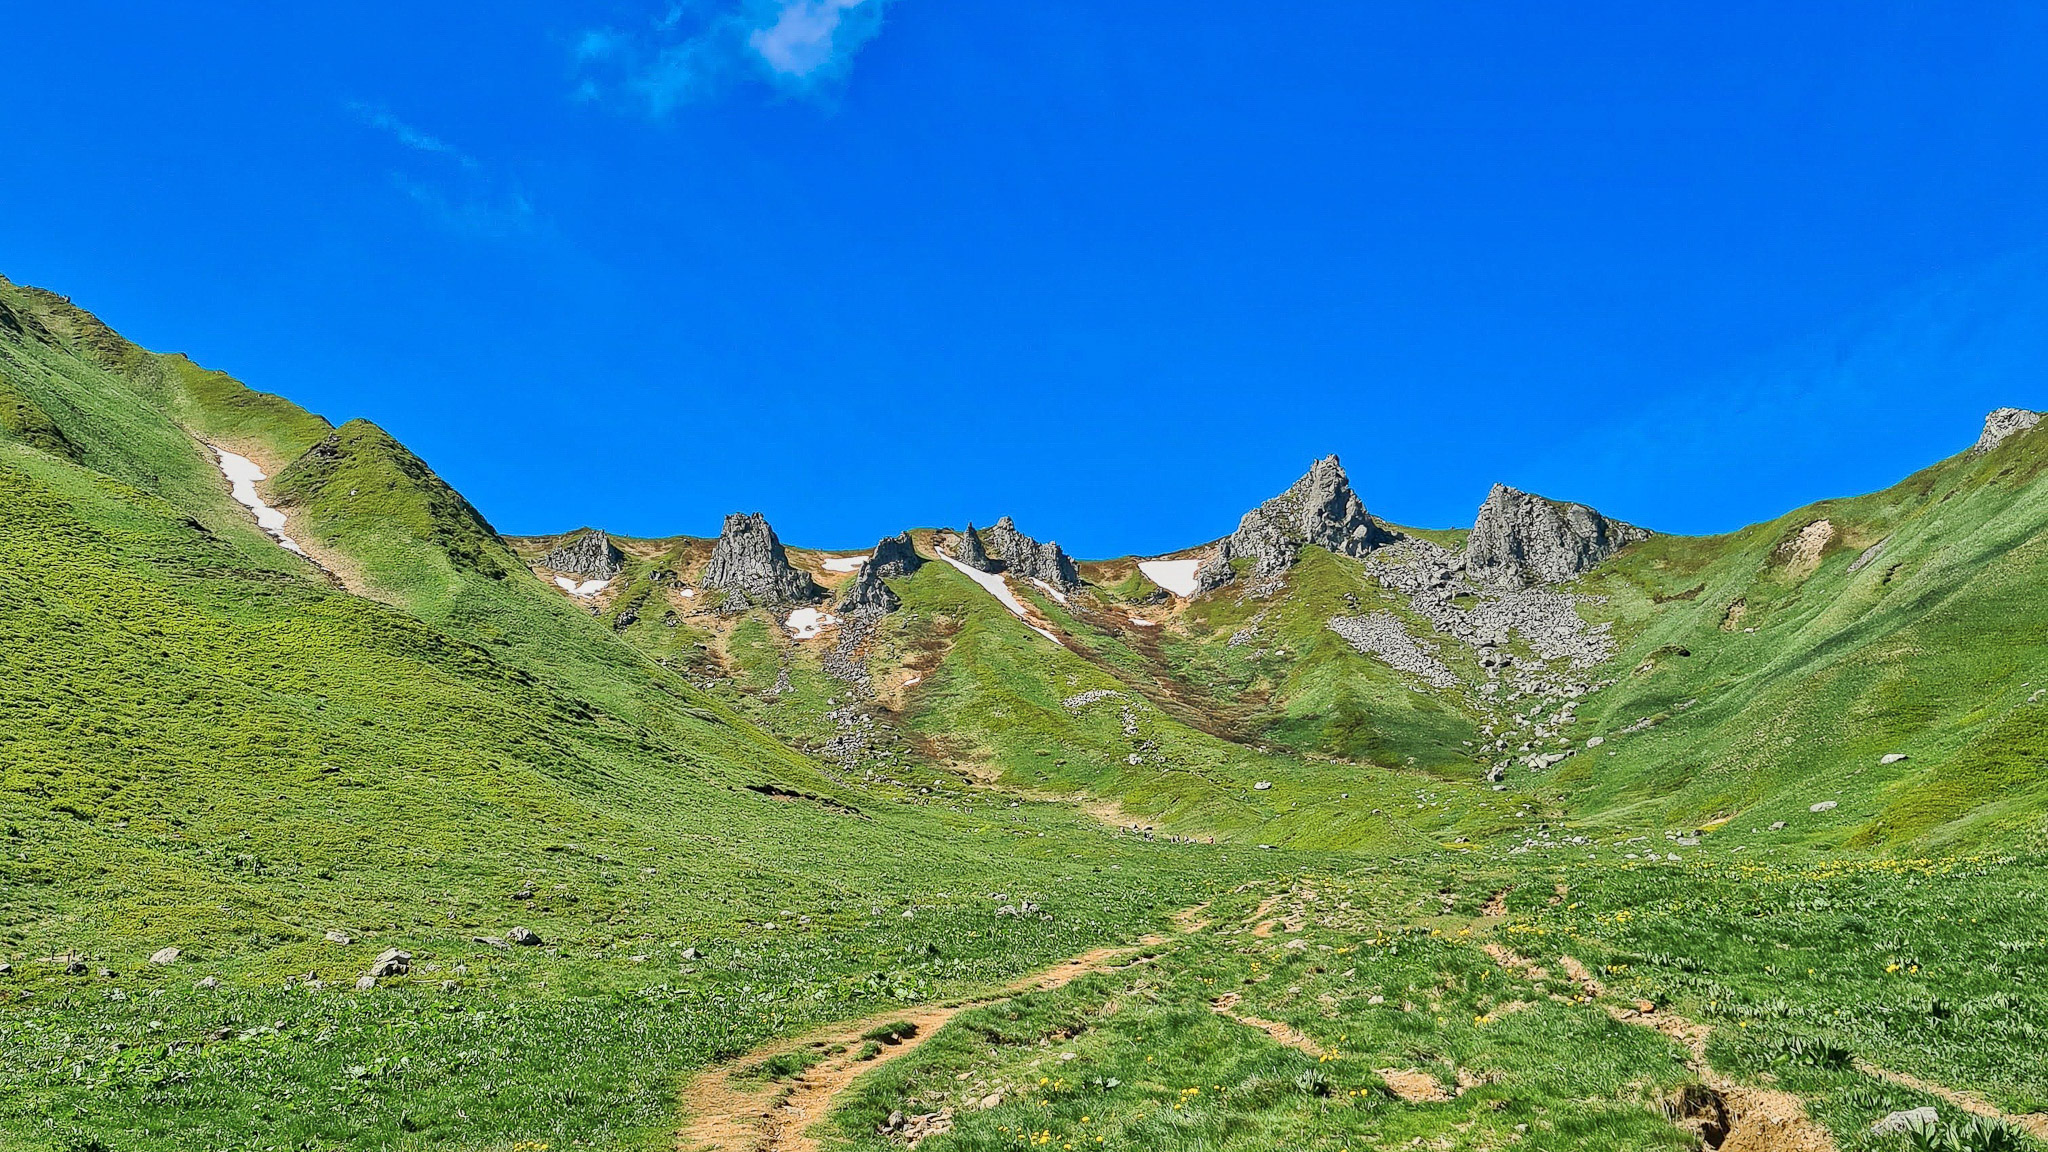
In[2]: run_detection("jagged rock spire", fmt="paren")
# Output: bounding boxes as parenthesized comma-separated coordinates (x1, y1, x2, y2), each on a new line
(1972, 408, 2043, 455)
(955, 522, 994, 571)
(701, 513, 821, 608)
(1196, 454, 1386, 592)
(837, 531, 925, 613)
(1465, 484, 1648, 589)
(981, 516, 1081, 590)
(539, 529, 625, 579)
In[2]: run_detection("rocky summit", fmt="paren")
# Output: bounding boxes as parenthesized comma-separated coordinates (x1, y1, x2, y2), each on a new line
(1465, 484, 1650, 589)
(539, 529, 625, 579)
(836, 531, 925, 613)
(981, 516, 1081, 590)
(1973, 406, 2044, 454)
(1198, 454, 1386, 591)
(700, 512, 821, 608)
(954, 521, 994, 571)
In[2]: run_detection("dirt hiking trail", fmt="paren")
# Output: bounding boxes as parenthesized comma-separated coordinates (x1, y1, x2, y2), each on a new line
(677, 913, 1197, 1152)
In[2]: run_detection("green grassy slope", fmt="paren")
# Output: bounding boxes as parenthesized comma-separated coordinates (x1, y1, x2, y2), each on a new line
(1557, 426, 2048, 849)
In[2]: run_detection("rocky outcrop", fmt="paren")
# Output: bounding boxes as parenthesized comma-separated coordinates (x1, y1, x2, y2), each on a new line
(981, 516, 1080, 590)
(837, 532, 925, 613)
(702, 513, 821, 608)
(954, 523, 994, 571)
(540, 529, 625, 579)
(1466, 484, 1648, 589)
(1196, 455, 1386, 591)
(1972, 407, 2043, 454)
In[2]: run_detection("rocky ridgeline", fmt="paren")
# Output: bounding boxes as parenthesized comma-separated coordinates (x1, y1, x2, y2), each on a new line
(702, 513, 821, 609)
(836, 532, 925, 614)
(1466, 484, 1649, 590)
(957, 516, 1081, 590)
(539, 529, 625, 579)
(1972, 406, 2043, 454)
(1196, 455, 1388, 592)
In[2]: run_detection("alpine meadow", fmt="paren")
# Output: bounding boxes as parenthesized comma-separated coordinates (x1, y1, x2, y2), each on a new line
(2, 268, 2046, 1152)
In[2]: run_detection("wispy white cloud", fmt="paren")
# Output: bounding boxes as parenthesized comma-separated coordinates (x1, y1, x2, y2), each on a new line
(348, 102, 481, 170)
(351, 103, 539, 239)
(574, 0, 897, 116)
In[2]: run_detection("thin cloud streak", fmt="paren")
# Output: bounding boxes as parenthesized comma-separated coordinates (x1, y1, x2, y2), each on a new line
(573, 0, 898, 116)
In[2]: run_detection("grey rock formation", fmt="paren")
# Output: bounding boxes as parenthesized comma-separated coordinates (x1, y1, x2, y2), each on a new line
(837, 531, 925, 613)
(701, 513, 822, 608)
(1197, 455, 1386, 591)
(981, 516, 1080, 590)
(1972, 407, 2043, 454)
(367, 948, 411, 978)
(540, 529, 625, 579)
(954, 522, 994, 571)
(1466, 484, 1648, 589)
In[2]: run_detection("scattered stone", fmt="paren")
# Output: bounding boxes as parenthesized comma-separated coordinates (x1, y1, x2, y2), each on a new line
(148, 947, 181, 966)
(681, 947, 701, 960)
(194, 976, 220, 990)
(701, 513, 822, 607)
(0, 962, 10, 975)
(367, 948, 411, 978)
(508, 927, 543, 946)
(1466, 484, 1648, 589)
(540, 529, 625, 579)
(1809, 801, 1838, 813)
(1972, 407, 2043, 454)
(1848, 537, 1889, 573)
(324, 930, 353, 945)
(472, 936, 508, 949)
(1880, 753, 1910, 765)
(1769, 821, 1787, 830)
(1328, 613, 1457, 687)
(354, 975, 378, 991)
(1872, 1107, 1940, 1136)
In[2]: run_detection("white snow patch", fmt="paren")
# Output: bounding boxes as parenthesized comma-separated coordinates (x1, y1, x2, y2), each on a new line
(1129, 617, 1156, 627)
(680, 588, 697, 598)
(1138, 558, 1201, 597)
(213, 448, 306, 555)
(821, 554, 870, 573)
(935, 552, 1061, 644)
(554, 575, 611, 597)
(785, 607, 838, 640)
(1029, 578, 1070, 606)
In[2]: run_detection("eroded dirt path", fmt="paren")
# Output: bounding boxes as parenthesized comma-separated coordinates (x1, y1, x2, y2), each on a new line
(677, 915, 1194, 1152)
(1855, 1061, 2048, 1141)
(1484, 944, 1835, 1152)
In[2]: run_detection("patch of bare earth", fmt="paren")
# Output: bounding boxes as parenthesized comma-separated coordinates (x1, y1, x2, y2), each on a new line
(1483, 945, 1836, 1152)
(1208, 992, 1324, 1057)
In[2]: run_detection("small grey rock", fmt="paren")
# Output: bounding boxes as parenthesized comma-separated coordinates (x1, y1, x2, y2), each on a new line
(194, 975, 221, 990)
(148, 947, 181, 966)
(1871, 1107, 1939, 1136)
(367, 948, 411, 978)
(1880, 753, 1910, 765)
(354, 975, 378, 991)
(325, 930, 354, 945)
(1809, 801, 1838, 813)
(508, 926, 543, 946)
(681, 946, 702, 960)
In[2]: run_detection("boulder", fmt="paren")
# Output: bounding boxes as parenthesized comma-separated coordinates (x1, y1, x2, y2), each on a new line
(354, 975, 378, 991)
(367, 948, 411, 978)
(1466, 484, 1648, 589)
(148, 947, 181, 966)
(701, 513, 822, 607)
(1199, 455, 1386, 589)
(1871, 1107, 1939, 1136)
(508, 926, 543, 946)
(540, 529, 625, 579)
(837, 532, 925, 613)
(1972, 408, 2043, 454)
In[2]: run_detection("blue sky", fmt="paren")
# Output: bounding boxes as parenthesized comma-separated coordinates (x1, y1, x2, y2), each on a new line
(5, 2, 2048, 555)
